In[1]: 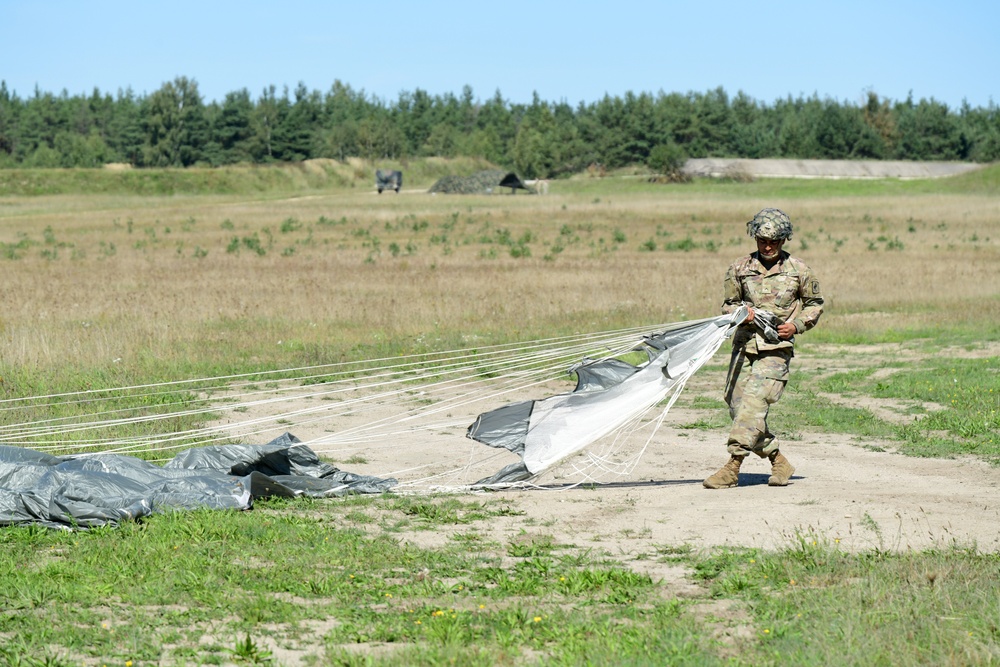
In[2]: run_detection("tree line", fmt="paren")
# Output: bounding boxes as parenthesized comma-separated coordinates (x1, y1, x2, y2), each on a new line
(1, 77, 997, 179)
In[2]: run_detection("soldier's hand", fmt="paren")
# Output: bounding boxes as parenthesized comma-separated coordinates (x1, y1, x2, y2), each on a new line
(746, 307, 755, 323)
(777, 322, 796, 339)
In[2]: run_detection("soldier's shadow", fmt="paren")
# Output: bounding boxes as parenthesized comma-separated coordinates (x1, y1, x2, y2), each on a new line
(739, 472, 801, 486)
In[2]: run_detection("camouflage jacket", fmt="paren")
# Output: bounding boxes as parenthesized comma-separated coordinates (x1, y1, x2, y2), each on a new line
(722, 250, 824, 354)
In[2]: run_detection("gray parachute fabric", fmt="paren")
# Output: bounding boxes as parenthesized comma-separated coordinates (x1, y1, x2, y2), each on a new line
(468, 309, 748, 485)
(0, 433, 396, 529)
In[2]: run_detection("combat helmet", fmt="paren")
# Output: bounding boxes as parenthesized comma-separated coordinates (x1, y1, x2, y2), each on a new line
(746, 208, 793, 241)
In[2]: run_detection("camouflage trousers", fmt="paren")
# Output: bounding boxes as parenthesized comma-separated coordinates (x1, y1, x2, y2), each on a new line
(724, 347, 792, 457)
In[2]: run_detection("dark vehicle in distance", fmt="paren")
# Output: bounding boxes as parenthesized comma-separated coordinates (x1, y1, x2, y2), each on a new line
(376, 169, 402, 194)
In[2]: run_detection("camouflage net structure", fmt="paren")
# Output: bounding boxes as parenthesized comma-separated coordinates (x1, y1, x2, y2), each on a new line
(428, 170, 533, 195)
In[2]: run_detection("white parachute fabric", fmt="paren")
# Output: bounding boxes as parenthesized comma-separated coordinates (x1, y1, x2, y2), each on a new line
(468, 308, 747, 485)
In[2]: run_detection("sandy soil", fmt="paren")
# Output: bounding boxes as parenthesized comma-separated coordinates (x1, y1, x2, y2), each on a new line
(477, 429, 1000, 555)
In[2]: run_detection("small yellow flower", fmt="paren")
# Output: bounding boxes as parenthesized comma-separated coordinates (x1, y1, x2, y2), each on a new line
(385, 593, 392, 598)
(126, 662, 133, 667)
(763, 629, 770, 634)
(789, 579, 796, 585)
(479, 605, 485, 609)
(534, 616, 542, 623)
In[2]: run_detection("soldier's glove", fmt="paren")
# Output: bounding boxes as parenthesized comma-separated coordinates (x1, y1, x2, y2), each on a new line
(753, 310, 781, 344)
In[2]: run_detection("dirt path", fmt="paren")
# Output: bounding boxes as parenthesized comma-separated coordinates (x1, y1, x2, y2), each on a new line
(473, 429, 1000, 556)
(381, 343, 998, 557)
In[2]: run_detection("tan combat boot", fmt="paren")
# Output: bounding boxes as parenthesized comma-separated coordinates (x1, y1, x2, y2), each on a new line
(767, 451, 795, 486)
(703, 456, 744, 489)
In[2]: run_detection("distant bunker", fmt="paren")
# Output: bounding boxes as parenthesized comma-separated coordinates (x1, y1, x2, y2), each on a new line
(429, 170, 534, 195)
(683, 158, 983, 180)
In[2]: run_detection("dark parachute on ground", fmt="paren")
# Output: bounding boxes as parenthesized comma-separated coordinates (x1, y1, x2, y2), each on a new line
(428, 169, 533, 195)
(0, 433, 396, 529)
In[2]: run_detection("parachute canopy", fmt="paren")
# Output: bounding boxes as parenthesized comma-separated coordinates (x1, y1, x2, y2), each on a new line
(1, 310, 747, 527)
(468, 308, 747, 485)
(0, 433, 395, 529)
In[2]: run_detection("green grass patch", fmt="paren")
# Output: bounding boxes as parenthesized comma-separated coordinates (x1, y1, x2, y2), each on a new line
(693, 535, 1000, 666)
(2, 498, 998, 665)
(814, 356, 1000, 462)
(0, 497, 713, 664)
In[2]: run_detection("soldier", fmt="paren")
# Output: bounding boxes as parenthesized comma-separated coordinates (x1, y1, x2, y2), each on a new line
(703, 208, 825, 489)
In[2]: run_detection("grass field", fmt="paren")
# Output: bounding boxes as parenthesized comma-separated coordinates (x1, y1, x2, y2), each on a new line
(1, 160, 999, 665)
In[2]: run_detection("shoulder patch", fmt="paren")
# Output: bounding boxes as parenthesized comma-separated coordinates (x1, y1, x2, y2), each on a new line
(809, 279, 821, 295)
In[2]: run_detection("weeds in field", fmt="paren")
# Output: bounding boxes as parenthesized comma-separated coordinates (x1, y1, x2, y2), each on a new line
(1, 499, 997, 665)
(810, 355, 1000, 462)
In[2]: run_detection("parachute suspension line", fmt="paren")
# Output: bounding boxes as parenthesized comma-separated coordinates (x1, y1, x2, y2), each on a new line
(126, 343, 582, 459)
(106, 326, 637, 453)
(426, 312, 745, 492)
(384, 446, 517, 489)
(546, 336, 725, 487)
(6, 324, 669, 456)
(0, 326, 622, 429)
(0, 336, 583, 441)
(566, 389, 680, 484)
(0, 323, 658, 409)
(311, 324, 688, 485)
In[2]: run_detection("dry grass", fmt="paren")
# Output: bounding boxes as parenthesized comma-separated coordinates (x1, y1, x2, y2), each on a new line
(1, 182, 997, 375)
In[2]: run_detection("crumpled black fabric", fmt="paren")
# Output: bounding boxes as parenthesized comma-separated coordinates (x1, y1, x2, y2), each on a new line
(0, 433, 396, 529)
(752, 310, 782, 344)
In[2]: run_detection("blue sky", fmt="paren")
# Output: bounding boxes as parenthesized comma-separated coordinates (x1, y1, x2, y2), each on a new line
(3, 0, 997, 109)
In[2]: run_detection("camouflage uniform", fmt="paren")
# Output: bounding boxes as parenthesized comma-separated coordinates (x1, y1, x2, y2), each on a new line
(721, 211, 824, 457)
